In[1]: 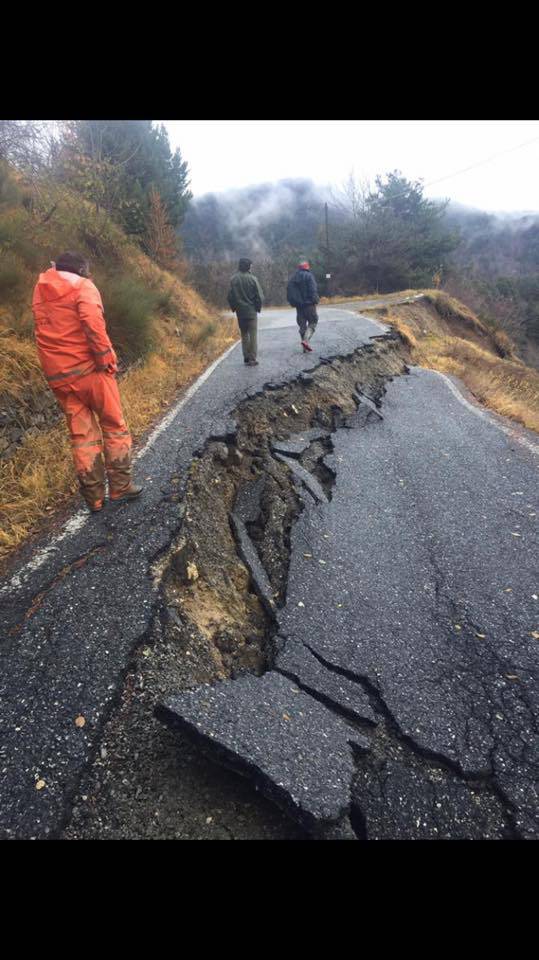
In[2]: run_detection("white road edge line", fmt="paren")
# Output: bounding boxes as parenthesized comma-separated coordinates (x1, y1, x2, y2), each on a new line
(430, 368, 539, 459)
(347, 311, 388, 333)
(0, 339, 240, 598)
(5, 301, 537, 598)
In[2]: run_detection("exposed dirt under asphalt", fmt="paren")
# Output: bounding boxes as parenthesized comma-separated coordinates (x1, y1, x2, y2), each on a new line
(64, 337, 406, 839)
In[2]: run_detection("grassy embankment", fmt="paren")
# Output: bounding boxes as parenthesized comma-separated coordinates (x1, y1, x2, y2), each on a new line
(362, 290, 539, 433)
(0, 163, 236, 560)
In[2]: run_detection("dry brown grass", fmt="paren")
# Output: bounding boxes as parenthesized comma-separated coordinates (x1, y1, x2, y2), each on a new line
(415, 336, 539, 433)
(320, 290, 419, 306)
(0, 316, 237, 561)
(0, 423, 72, 557)
(0, 161, 241, 561)
(0, 168, 215, 342)
(0, 333, 45, 400)
(422, 290, 489, 334)
(384, 316, 419, 351)
(366, 296, 539, 435)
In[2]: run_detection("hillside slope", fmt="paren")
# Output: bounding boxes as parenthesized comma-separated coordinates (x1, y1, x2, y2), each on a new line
(0, 162, 236, 560)
(363, 291, 539, 433)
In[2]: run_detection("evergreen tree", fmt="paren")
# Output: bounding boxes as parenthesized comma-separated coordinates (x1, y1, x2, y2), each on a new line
(333, 172, 459, 292)
(54, 120, 191, 241)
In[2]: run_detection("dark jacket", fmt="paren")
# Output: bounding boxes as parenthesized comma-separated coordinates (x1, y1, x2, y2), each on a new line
(287, 269, 320, 309)
(228, 271, 264, 320)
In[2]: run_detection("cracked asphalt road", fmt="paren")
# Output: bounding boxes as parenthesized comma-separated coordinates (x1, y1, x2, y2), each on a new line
(277, 368, 539, 837)
(0, 304, 385, 839)
(2, 300, 538, 839)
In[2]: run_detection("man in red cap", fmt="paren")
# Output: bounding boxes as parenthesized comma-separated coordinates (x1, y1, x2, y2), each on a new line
(286, 261, 320, 353)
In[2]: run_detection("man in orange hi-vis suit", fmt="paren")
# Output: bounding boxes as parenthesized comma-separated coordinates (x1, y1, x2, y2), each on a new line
(32, 252, 143, 512)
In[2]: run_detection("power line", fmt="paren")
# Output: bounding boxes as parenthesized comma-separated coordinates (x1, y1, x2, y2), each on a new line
(329, 134, 539, 213)
(318, 138, 539, 267)
(421, 134, 539, 192)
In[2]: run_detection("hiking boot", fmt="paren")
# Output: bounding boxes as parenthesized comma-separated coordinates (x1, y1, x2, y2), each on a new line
(110, 484, 144, 503)
(301, 341, 313, 353)
(246, 360, 259, 366)
(88, 499, 104, 513)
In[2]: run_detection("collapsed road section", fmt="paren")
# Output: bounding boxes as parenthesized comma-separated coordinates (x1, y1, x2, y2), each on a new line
(68, 335, 410, 840)
(3, 305, 537, 840)
(155, 344, 539, 841)
(154, 339, 406, 839)
(0, 311, 403, 841)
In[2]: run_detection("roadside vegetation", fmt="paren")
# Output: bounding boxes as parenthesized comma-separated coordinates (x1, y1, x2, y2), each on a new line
(364, 291, 539, 433)
(0, 134, 236, 563)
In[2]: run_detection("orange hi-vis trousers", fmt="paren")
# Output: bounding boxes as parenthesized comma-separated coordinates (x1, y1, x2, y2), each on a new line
(53, 370, 133, 508)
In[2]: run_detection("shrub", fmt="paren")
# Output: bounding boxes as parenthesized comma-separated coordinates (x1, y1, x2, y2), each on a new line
(98, 274, 160, 361)
(0, 252, 27, 300)
(10, 236, 43, 271)
(0, 162, 23, 207)
(155, 288, 174, 314)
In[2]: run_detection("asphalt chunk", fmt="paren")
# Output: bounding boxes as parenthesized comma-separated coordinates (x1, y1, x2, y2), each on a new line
(157, 671, 370, 838)
(275, 639, 378, 726)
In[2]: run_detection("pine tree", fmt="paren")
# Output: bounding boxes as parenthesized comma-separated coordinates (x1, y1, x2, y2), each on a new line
(54, 121, 191, 240)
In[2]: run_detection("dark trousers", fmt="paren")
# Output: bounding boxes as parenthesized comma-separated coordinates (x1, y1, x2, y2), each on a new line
(296, 304, 319, 340)
(238, 316, 258, 362)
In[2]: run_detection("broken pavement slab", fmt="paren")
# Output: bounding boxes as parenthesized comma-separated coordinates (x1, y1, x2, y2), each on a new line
(264, 381, 288, 392)
(344, 401, 383, 429)
(354, 387, 383, 410)
(273, 453, 329, 504)
(271, 428, 330, 460)
(275, 638, 378, 726)
(156, 671, 370, 838)
(271, 440, 313, 458)
(230, 514, 276, 617)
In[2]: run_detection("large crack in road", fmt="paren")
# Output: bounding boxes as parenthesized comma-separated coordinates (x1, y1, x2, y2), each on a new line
(152, 348, 536, 839)
(2, 302, 537, 841)
(66, 335, 407, 840)
(272, 366, 538, 839)
(0, 307, 395, 840)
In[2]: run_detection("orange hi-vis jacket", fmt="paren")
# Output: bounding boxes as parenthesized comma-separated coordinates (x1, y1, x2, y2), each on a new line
(32, 269, 117, 387)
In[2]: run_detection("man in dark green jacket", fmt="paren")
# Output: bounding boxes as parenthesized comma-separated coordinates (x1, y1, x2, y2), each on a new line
(228, 258, 264, 366)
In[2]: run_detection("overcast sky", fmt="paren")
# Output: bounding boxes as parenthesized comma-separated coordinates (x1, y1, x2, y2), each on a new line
(161, 120, 539, 212)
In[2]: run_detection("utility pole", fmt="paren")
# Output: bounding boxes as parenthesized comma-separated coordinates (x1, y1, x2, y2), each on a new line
(325, 202, 330, 253)
(325, 202, 332, 297)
